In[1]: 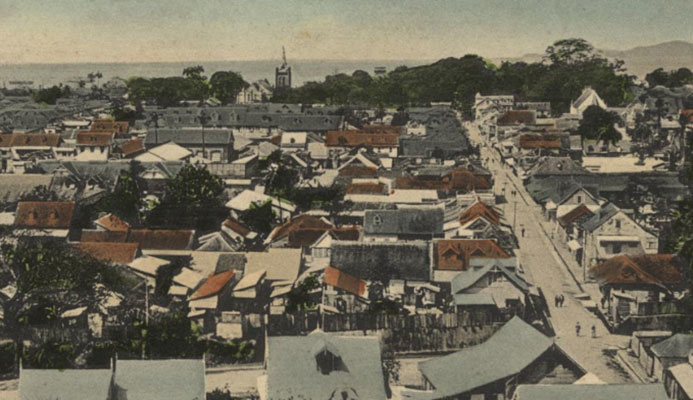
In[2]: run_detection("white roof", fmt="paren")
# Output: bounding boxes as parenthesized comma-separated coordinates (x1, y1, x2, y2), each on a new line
(173, 268, 205, 289)
(244, 248, 302, 285)
(232, 153, 258, 164)
(234, 269, 267, 291)
(346, 189, 439, 204)
(597, 235, 640, 243)
(135, 142, 192, 162)
(189, 295, 218, 310)
(669, 363, 693, 397)
(128, 256, 170, 276)
(61, 306, 87, 318)
(582, 156, 664, 173)
(168, 285, 189, 297)
(280, 132, 307, 145)
(225, 190, 296, 213)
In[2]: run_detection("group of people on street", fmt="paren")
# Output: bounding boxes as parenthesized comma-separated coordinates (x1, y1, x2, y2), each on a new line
(575, 322, 597, 338)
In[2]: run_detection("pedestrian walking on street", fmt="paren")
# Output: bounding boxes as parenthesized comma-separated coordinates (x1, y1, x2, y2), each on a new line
(554, 295, 559, 307)
(521, 227, 526, 238)
(559, 294, 565, 307)
(575, 321, 581, 337)
(591, 325, 597, 338)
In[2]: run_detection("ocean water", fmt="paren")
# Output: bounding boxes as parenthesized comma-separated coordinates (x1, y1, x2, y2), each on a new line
(0, 59, 430, 89)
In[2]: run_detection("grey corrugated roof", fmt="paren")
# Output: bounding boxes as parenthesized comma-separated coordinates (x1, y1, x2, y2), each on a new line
(451, 263, 529, 294)
(364, 208, 444, 235)
(267, 331, 387, 400)
(418, 317, 553, 398)
(580, 203, 620, 232)
(113, 359, 205, 400)
(19, 368, 112, 400)
(514, 384, 668, 400)
(330, 241, 431, 281)
(0, 174, 53, 204)
(651, 333, 693, 359)
(145, 128, 233, 146)
(453, 292, 496, 306)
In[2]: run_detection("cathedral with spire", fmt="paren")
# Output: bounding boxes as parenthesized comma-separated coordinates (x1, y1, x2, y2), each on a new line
(275, 46, 292, 89)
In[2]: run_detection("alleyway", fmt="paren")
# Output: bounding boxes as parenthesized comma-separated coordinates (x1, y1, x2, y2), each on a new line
(466, 122, 633, 383)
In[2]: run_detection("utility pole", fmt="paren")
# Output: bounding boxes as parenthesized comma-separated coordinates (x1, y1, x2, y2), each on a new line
(512, 191, 517, 233)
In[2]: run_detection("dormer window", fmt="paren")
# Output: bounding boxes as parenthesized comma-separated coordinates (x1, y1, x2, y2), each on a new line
(373, 215, 382, 226)
(314, 345, 348, 375)
(49, 211, 58, 219)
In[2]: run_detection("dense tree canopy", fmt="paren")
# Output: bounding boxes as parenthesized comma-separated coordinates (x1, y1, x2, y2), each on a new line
(645, 67, 693, 88)
(577, 105, 622, 146)
(272, 38, 633, 116)
(147, 164, 227, 232)
(32, 85, 70, 105)
(209, 71, 247, 105)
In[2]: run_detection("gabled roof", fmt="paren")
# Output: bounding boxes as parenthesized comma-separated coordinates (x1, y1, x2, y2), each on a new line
(113, 359, 205, 400)
(267, 332, 387, 400)
(451, 263, 528, 294)
(330, 241, 431, 282)
(558, 204, 594, 227)
(436, 239, 510, 271)
(120, 138, 145, 157)
(73, 242, 140, 264)
(345, 182, 386, 195)
(3, 133, 62, 147)
(580, 203, 620, 232)
(14, 201, 75, 229)
(222, 217, 252, 237)
(127, 229, 195, 250)
(418, 317, 554, 398)
(589, 254, 684, 286)
(325, 130, 399, 147)
(324, 266, 367, 297)
(76, 130, 114, 146)
(651, 333, 693, 359)
(94, 213, 130, 232)
(0, 174, 53, 204)
(267, 214, 333, 243)
(364, 208, 444, 236)
(528, 157, 591, 177)
(19, 368, 113, 400)
(91, 119, 129, 135)
(459, 201, 501, 227)
(189, 270, 235, 300)
(287, 226, 360, 248)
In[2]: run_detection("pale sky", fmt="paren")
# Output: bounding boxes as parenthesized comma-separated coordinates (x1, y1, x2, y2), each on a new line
(1, 0, 692, 64)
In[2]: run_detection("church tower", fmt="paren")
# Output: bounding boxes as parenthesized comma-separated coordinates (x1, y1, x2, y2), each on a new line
(275, 46, 292, 89)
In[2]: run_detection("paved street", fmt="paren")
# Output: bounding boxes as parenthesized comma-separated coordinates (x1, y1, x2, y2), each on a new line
(466, 122, 632, 383)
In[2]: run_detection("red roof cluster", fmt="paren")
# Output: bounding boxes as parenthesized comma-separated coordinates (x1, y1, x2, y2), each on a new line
(325, 131, 399, 148)
(14, 201, 76, 229)
(0, 133, 61, 148)
(519, 134, 561, 149)
(345, 182, 387, 195)
(589, 254, 684, 286)
(436, 239, 510, 271)
(189, 270, 235, 300)
(120, 138, 145, 157)
(90, 119, 129, 136)
(459, 201, 501, 226)
(558, 204, 593, 227)
(79, 228, 194, 250)
(73, 242, 140, 264)
(395, 168, 490, 192)
(76, 131, 114, 146)
(324, 266, 366, 297)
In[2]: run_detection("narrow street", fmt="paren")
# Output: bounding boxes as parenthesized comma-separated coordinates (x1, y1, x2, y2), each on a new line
(465, 122, 633, 383)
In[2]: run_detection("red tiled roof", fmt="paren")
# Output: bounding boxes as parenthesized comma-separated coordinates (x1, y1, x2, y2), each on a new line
(395, 168, 489, 191)
(127, 229, 194, 250)
(345, 182, 386, 195)
(223, 218, 252, 237)
(459, 201, 501, 226)
(324, 266, 366, 297)
(519, 134, 561, 149)
(325, 131, 399, 147)
(90, 119, 129, 135)
(558, 204, 593, 227)
(80, 230, 129, 242)
(338, 166, 378, 177)
(268, 214, 333, 243)
(189, 270, 235, 300)
(436, 239, 511, 271)
(76, 131, 114, 145)
(14, 201, 75, 229)
(1, 133, 61, 147)
(120, 138, 145, 157)
(589, 254, 684, 286)
(95, 214, 130, 232)
(498, 110, 536, 126)
(73, 242, 140, 264)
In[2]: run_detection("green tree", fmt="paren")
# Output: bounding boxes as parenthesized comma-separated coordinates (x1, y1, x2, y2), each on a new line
(209, 71, 247, 105)
(577, 105, 622, 148)
(98, 162, 146, 225)
(286, 274, 320, 313)
(32, 85, 68, 105)
(544, 38, 598, 66)
(147, 164, 226, 232)
(239, 200, 274, 236)
(0, 239, 127, 369)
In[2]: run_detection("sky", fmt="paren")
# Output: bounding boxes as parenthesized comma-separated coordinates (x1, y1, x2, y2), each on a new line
(1, 0, 692, 64)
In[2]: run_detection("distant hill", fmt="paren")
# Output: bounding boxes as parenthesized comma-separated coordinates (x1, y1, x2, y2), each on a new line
(491, 41, 693, 78)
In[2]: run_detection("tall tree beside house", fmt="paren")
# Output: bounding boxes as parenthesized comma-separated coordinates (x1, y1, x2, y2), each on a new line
(98, 161, 146, 225)
(239, 200, 274, 237)
(0, 238, 128, 370)
(147, 164, 226, 232)
(577, 105, 622, 148)
(182, 65, 210, 103)
(209, 71, 248, 105)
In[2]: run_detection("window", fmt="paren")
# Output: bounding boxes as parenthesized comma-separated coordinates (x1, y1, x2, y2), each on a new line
(613, 244, 622, 253)
(373, 215, 382, 225)
(615, 220, 621, 229)
(315, 348, 348, 375)
(577, 195, 582, 203)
